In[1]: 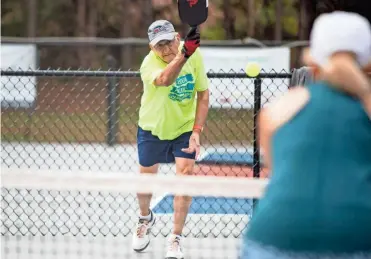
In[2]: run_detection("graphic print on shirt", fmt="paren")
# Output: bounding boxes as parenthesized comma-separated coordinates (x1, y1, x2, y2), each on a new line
(168, 74, 195, 102)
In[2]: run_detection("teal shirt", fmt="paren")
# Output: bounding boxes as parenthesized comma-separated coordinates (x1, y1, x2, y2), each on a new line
(245, 82, 371, 253)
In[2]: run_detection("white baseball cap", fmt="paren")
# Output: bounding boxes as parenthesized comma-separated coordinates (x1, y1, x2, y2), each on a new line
(148, 20, 177, 46)
(309, 11, 371, 67)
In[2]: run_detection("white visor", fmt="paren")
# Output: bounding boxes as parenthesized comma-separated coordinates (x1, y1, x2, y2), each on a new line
(310, 11, 371, 67)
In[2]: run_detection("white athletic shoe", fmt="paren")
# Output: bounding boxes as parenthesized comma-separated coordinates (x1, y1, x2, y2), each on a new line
(132, 211, 156, 252)
(165, 234, 184, 259)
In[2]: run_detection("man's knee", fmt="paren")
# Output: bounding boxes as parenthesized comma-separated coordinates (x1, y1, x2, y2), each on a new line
(178, 165, 194, 175)
(175, 158, 195, 175)
(140, 164, 159, 174)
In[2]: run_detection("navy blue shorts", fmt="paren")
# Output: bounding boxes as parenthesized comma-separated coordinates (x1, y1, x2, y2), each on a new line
(137, 127, 196, 167)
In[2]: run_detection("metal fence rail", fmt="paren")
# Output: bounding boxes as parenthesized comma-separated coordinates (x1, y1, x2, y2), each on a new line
(1, 69, 291, 238)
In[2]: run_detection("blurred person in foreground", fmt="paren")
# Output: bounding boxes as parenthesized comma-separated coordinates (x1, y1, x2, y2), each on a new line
(132, 20, 209, 259)
(242, 11, 371, 259)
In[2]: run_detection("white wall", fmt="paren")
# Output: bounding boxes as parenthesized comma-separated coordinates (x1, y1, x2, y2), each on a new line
(200, 46, 290, 109)
(1, 44, 37, 108)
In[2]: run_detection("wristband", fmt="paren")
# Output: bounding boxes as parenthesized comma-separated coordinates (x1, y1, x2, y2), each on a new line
(193, 125, 203, 133)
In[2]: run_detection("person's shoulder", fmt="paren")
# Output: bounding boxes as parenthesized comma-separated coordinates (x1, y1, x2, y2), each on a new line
(261, 86, 309, 130)
(266, 87, 309, 112)
(193, 47, 203, 58)
(140, 51, 158, 70)
(187, 48, 204, 67)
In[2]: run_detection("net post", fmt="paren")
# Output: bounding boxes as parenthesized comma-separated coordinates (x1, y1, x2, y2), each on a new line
(252, 78, 262, 209)
(106, 55, 119, 146)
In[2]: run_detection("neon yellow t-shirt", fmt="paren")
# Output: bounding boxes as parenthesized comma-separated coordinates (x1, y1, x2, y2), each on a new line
(138, 46, 209, 140)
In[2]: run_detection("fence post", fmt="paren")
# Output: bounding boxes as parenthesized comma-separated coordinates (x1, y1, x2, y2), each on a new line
(106, 55, 119, 146)
(252, 78, 262, 209)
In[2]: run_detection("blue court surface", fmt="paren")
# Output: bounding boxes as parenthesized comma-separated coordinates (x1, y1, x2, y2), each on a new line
(152, 196, 253, 215)
(152, 147, 256, 216)
(195, 146, 256, 166)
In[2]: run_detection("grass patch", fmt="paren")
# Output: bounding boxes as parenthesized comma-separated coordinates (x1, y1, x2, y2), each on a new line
(2, 111, 108, 142)
(204, 109, 255, 145)
(1, 108, 256, 144)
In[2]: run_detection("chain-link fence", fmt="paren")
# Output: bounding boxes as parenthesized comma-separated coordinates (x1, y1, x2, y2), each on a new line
(1, 69, 291, 239)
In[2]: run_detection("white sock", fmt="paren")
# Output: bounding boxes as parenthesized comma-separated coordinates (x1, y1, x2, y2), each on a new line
(139, 210, 152, 221)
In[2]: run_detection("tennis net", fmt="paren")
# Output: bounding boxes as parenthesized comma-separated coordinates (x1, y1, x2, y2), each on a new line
(1, 167, 268, 259)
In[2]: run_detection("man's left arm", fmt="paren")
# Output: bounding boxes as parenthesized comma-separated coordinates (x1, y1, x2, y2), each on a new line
(193, 49, 209, 133)
(193, 89, 209, 133)
(181, 49, 209, 158)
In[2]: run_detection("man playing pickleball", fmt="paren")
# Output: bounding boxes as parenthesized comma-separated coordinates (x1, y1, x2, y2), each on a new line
(132, 20, 209, 259)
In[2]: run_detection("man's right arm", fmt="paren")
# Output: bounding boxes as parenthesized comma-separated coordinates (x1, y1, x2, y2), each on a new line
(154, 53, 187, 87)
(153, 27, 200, 87)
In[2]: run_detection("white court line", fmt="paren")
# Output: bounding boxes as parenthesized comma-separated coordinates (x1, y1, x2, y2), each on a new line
(150, 192, 169, 211)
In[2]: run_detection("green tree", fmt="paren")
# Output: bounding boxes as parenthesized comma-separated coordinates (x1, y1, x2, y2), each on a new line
(6, 0, 357, 68)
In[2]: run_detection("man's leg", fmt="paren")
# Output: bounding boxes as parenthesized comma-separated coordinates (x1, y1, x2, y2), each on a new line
(165, 129, 196, 258)
(165, 157, 195, 259)
(173, 157, 195, 235)
(132, 164, 159, 252)
(137, 164, 159, 217)
(134, 127, 170, 252)
(136, 127, 167, 217)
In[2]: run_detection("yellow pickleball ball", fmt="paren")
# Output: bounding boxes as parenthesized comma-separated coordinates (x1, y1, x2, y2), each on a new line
(245, 62, 261, 77)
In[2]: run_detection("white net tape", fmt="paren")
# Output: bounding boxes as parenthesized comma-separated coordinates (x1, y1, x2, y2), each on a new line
(1, 168, 268, 198)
